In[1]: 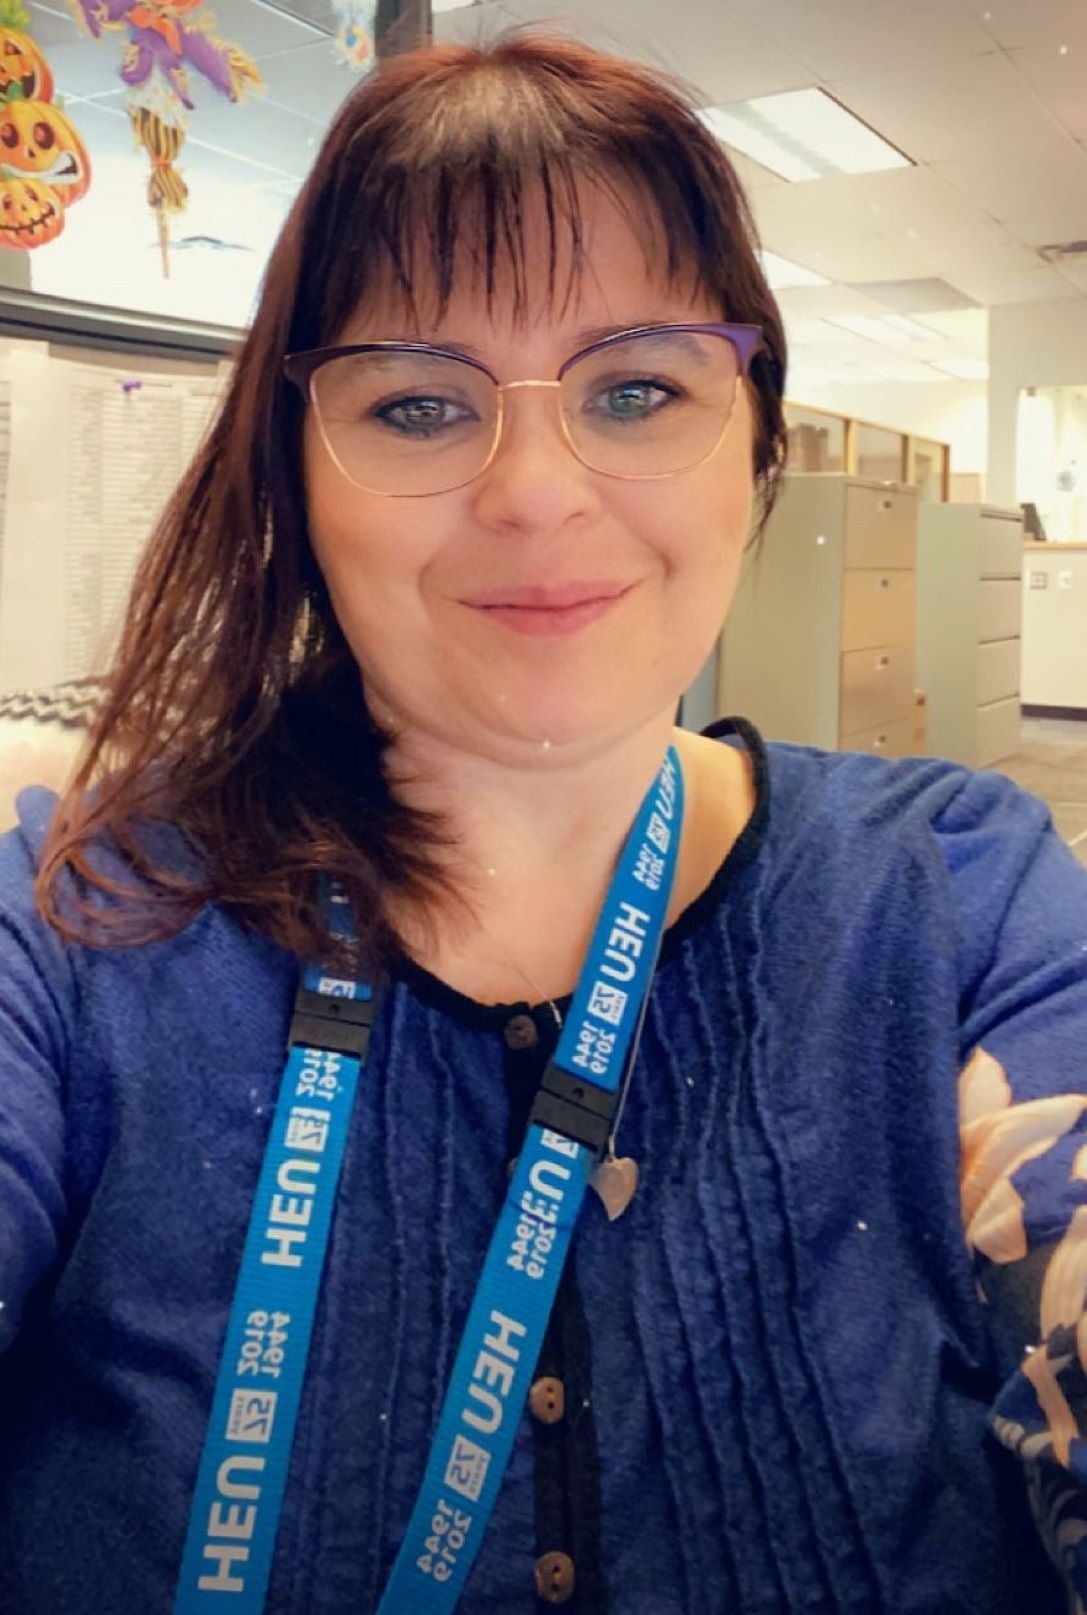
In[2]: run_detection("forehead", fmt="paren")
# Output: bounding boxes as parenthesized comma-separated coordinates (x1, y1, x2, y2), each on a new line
(336, 177, 708, 346)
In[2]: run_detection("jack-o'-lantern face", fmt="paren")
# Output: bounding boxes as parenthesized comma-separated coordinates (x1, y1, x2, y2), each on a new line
(0, 175, 63, 247)
(0, 100, 90, 204)
(0, 28, 53, 102)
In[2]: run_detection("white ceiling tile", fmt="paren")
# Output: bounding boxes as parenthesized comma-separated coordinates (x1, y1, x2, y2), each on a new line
(206, 0, 333, 57)
(25, 2, 83, 48)
(1008, 44, 1087, 141)
(726, 0, 995, 80)
(721, 148, 787, 195)
(183, 89, 323, 180)
(432, 1, 520, 44)
(63, 93, 296, 183)
(968, 0, 1087, 51)
(826, 53, 1056, 165)
(934, 140, 1087, 245)
(499, 0, 813, 103)
(774, 283, 932, 321)
(750, 165, 971, 281)
(33, 30, 134, 101)
(907, 307, 990, 352)
(948, 257, 1083, 305)
(1057, 260, 1087, 293)
(253, 39, 356, 126)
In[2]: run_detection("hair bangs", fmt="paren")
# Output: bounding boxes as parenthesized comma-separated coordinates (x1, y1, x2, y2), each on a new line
(296, 49, 733, 347)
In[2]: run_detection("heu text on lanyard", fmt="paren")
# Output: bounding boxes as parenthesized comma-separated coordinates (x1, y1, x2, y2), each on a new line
(173, 747, 684, 1614)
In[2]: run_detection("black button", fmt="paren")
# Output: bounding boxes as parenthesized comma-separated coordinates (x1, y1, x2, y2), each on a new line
(534, 1552, 575, 1604)
(503, 1013, 539, 1051)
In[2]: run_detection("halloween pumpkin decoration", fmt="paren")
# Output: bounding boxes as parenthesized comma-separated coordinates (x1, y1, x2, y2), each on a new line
(0, 98, 91, 203)
(0, 173, 62, 246)
(68, 0, 261, 276)
(0, 26, 53, 101)
(0, 0, 91, 249)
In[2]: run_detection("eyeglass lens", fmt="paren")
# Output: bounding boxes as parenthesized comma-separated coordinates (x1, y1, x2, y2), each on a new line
(309, 328, 742, 495)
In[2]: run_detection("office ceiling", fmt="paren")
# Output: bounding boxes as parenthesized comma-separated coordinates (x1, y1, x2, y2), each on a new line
(16, 0, 1087, 384)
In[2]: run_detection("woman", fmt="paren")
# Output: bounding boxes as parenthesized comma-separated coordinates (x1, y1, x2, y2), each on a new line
(0, 30, 1084, 1615)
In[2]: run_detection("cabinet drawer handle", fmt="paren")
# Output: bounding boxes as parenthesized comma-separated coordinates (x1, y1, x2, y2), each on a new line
(873, 735, 887, 750)
(877, 655, 890, 669)
(879, 497, 894, 511)
(879, 576, 891, 589)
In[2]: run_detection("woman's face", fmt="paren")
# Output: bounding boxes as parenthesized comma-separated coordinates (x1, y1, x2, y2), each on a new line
(303, 183, 757, 766)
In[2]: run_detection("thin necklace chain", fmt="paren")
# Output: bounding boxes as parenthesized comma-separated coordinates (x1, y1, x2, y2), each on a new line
(495, 950, 563, 1031)
(485, 921, 662, 1162)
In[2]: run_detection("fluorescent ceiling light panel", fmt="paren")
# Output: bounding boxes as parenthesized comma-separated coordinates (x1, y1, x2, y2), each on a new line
(931, 357, 990, 380)
(432, 0, 473, 10)
(700, 89, 911, 183)
(880, 313, 942, 341)
(759, 250, 830, 289)
(699, 108, 819, 181)
(825, 314, 940, 345)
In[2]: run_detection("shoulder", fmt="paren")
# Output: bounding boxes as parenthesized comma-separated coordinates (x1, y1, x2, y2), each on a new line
(758, 737, 1051, 870)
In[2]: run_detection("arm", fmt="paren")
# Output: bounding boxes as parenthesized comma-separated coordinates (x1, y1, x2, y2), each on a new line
(939, 773, 1087, 1601)
(0, 804, 74, 1356)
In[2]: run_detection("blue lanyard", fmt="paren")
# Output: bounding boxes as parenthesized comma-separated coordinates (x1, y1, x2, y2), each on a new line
(174, 748, 683, 1613)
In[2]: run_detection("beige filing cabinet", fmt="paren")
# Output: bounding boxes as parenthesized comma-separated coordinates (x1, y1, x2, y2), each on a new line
(718, 474, 918, 756)
(915, 504, 1023, 767)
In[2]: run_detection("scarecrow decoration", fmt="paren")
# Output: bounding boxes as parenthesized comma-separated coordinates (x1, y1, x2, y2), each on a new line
(0, 0, 91, 250)
(68, 0, 262, 276)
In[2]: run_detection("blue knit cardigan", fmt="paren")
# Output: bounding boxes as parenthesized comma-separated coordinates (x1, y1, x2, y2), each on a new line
(1, 727, 1086, 1613)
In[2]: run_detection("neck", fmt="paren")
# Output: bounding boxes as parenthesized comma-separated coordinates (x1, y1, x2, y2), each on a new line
(384, 710, 681, 1001)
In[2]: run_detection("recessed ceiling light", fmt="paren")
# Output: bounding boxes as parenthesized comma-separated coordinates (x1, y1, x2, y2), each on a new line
(825, 313, 940, 344)
(700, 88, 912, 184)
(432, 0, 474, 10)
(759, 249, 831, 289)
(931, 357, 990, 380)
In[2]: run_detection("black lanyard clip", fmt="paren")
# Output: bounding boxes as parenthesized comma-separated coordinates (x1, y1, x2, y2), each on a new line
(288, 984, 376, 1059)
(528, 1061, 614, 1156)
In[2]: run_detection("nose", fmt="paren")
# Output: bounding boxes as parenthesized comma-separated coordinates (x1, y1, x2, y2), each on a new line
(467, 381, 601, 536)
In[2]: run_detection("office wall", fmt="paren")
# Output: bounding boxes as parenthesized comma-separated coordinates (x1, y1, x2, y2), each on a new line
(989, 296, 1087, 508)
(796, 377, 988, 477)
(1021, 545, 1087, 708)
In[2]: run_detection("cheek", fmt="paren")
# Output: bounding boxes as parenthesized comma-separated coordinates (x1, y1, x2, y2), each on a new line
(303, 427, 455, 641)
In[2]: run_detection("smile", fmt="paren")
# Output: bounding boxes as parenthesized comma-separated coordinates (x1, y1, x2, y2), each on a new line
(462, 581, 635, 638)
(44, 153, 80, 185)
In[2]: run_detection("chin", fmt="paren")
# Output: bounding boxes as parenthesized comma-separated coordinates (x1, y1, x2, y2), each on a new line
(475, 689, 672, 758)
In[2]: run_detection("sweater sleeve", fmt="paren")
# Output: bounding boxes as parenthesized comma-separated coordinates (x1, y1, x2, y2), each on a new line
(938, 770, 1087, 1604)
(0, 789, 74, 1356)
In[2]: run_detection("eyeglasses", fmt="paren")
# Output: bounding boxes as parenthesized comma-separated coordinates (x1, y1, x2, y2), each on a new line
(283, 322, 764, 498)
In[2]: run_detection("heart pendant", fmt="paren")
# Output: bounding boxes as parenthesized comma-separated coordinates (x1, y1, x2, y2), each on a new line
(590, 1156, 639, 1222)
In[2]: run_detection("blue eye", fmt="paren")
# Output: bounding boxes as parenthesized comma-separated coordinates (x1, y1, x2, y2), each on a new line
(375, 396, 477, 438)
(586, 379, 677, 424)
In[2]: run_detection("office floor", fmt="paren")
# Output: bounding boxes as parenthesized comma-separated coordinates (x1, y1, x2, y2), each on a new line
(993, 718, 1087, 868)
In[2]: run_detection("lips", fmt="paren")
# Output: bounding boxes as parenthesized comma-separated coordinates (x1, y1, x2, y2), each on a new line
(460, 580, 636, 638)
(463, 582, 630, 611)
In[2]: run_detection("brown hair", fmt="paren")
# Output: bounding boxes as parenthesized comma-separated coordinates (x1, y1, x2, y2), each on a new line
(35, 29, 788, 974)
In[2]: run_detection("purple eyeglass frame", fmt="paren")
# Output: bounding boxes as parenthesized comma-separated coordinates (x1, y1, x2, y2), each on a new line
(283, 320, 764, 395)
(282, 322, 765, 494)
